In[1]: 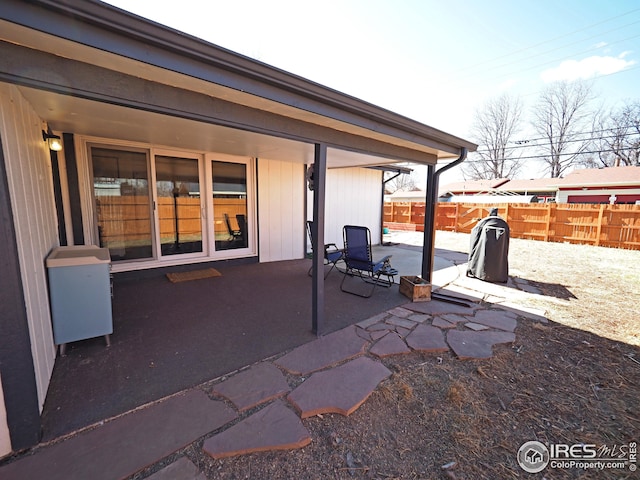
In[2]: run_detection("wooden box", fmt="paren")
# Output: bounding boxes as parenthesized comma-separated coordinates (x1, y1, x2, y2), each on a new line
(399, 276, 432, 302)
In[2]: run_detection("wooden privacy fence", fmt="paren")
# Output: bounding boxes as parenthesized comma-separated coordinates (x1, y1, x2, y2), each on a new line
(384, 202, 640, 251)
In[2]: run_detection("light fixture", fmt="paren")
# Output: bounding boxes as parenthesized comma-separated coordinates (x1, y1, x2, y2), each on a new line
(42, 130, 63, 152)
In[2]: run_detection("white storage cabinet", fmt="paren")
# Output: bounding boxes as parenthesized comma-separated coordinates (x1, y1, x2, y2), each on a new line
(46, 246, 113, 355)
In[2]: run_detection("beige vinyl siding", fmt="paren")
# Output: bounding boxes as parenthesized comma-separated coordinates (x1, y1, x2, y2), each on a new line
(308, 167, 383, 247)
(257, 158, 305, 262)
(0, 84, 58, 411)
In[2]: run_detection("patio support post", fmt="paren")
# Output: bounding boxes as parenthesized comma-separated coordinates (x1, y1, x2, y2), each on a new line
(311, 143, 327, 336)
(422, 148, 467, 281)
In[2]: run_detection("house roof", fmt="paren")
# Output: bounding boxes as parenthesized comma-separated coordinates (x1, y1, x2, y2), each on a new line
(439, 179, 510, 195)
(495, 178, 560, 192)
(555, 166, 640, 188)
(0, 0, 476, 168)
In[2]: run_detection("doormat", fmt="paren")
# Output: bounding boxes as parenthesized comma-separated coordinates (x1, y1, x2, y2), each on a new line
(166, 268, 222, 283)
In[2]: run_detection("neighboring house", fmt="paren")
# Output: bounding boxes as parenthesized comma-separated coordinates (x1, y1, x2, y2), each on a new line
(438, 178, 510, 201)
(494, 178, 559, 203)
(555, 166, 640, 204)
(0, 1, 476, 454)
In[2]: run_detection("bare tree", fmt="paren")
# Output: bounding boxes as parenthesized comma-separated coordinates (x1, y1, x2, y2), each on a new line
(531, 80, 594, 177)
(464, 93, 524, 180)
(384, 169, 418, 194)
(588, 101, 640, 167)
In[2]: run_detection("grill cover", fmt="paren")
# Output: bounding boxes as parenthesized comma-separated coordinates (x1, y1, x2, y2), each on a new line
(467, 213, 510, 283)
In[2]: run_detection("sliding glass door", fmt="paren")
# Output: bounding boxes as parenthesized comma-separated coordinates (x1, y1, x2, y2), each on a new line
(91, 147, 153, 261)
(90, 144, 253, 264)
(212, 160, 249, 251)
(154, 154, 203, 257)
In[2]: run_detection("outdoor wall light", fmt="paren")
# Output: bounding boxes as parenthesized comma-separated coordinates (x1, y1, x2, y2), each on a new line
(42, 130, 63, 151)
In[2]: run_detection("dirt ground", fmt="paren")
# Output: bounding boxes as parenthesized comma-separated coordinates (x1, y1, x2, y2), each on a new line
(150, 232, 640, 479)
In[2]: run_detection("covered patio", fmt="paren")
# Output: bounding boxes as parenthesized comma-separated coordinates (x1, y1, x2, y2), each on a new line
(40, 243, 459, 441)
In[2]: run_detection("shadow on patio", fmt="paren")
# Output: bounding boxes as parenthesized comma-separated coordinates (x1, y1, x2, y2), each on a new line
(41, 246, 439, 441)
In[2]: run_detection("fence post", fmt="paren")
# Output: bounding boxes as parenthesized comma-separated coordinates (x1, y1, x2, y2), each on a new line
(596, 204, 605, 246)
(544, 203, 551, 242)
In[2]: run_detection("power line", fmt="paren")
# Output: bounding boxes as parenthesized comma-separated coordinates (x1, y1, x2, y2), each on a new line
(466, 148, 638, 163)
(453, 8, 640, 76)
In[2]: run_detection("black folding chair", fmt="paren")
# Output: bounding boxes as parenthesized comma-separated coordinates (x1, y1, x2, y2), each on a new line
(306, 221, 344, 278)
(340, 225, 397, 297)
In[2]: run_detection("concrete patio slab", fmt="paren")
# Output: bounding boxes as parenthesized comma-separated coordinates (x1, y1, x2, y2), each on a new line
(497, 302, 549, 323)
(447, 330, 516, 359)
(211, 362, 290, 412)
(470, 309, 518, 332)
(287, 357, 391, 418)
(369, 332, 412, 357)
(405, 324, 449, 353)
(0, 390, 236, 480)
(274, 327, 368, 375)
(203, 400, 311, 459)
(146, 456, 206, 480)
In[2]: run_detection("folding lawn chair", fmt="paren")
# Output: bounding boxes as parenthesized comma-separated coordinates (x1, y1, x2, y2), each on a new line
(306, 221, 344, 278)
(340, 225, 397, 297)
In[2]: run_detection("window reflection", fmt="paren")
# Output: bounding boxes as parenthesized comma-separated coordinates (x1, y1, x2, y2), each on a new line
(155, 155, 203, 256)
(212, 161, 248, 250)
(92, 147, 152, 261)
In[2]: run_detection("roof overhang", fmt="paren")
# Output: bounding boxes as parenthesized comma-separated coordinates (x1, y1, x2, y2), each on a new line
(0, 0, 476, 168)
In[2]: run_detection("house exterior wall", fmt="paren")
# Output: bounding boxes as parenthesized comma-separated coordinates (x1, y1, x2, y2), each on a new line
(308, 167, 383, 246)
(257, 158, 306, 262)
(558, 187, 640, 204)
(0, 84, 59, 452)
(0, 84, 58, 407)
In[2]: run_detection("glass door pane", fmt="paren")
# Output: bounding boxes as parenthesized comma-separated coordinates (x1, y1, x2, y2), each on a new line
(212, 160, 248, 250)
(91, 147, 153, 261)
(155, 155, 203, 256)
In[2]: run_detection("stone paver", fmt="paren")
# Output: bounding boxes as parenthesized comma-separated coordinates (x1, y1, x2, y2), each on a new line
(369, 332, 412, 357)
(386, 315, 417, 329)
(287, 357, 391, 418)
(275, 327, 368, 375)
(405, 324, 449, 353)
(408, 313, 430, 323)
(0, 390, 236, 480)
(387, 306, 414, 318)
(465, 322, 490, 331)
(146, 456, 206, 480)
(211, 362, 290, 412)
(203, 400, 311, 459)
(447, 330, 516, 359)
(470, 309, 518, 332)
(403, 300, 478, 317)
(432, 317, 456, 329)
(356, 312, 389, 329)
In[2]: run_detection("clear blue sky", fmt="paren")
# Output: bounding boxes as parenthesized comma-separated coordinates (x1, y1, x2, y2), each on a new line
(103, 0, 639, 179)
